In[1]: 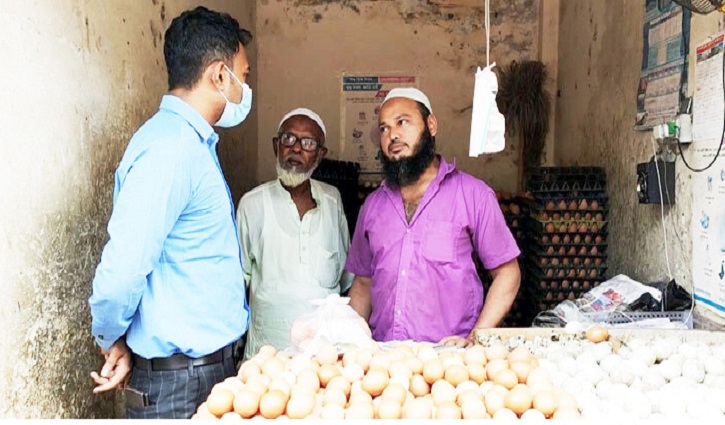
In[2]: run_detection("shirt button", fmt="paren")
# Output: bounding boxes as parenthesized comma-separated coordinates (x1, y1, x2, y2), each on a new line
(406, 229, 411, 234)
(396, 310, 401, 316)
(401, 270, 406, 276)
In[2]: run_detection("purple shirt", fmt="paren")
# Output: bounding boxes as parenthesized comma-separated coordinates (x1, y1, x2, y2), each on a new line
(346, 156, 520, 342)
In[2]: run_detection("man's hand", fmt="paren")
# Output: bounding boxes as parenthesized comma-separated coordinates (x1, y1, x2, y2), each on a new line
(90, 338, 132, 393)
(438, 332, 477, 349)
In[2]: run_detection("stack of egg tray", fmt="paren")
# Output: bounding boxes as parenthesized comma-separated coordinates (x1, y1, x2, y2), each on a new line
(522, 167, 609, 314)
(477, 193, 536, 328)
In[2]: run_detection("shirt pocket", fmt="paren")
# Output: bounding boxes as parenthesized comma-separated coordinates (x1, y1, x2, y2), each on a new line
(313, 244, 340, 288)
(422, 221, 460, 263)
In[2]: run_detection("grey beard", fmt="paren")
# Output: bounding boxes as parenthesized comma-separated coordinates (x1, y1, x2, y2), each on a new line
(276, 161, 316, 188)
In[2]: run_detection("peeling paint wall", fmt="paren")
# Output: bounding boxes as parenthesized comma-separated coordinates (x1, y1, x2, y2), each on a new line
(255, 0, 542, 192)
(556, 1, 725, 326)
(0, 1, 256, 418)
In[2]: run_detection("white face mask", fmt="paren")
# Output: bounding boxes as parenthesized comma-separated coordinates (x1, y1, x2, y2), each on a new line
(215, 64, 252, 128)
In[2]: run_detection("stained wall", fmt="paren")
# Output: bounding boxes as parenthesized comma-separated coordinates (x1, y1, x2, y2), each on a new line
(556, 1, 725, 326)
(0, 1, 256, 418)
(255, 0, 548, 193)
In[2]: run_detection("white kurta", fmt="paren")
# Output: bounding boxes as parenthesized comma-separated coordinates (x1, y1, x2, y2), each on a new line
(237, 179, 352, 359)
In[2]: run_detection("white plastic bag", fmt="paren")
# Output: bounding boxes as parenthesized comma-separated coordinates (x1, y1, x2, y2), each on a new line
(289, 294, 376, 356)
(469, 63, 506, 156)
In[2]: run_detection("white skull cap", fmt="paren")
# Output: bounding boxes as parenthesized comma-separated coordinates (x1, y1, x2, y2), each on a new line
(278, 108, 326, 137)
(382, 87, 433, 113)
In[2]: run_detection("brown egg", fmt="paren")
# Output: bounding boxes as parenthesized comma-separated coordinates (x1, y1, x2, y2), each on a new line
(320, 403, 346, 419)
(509, 362, 534, 384)
(562, 258, 570, 266)
(461, 399, 489, 419)
(466, 364, 486, 385)
(233, 389, 261, 418)
(594, 258, 602, 266)
(238, 360, 261, 383)
(568, 200, 578, 210)
(590, 246, 599, 255)
(485, 359, 509, 381)
(595, 235, 603, 244)
(431, 380, 457, 406)
(563, 212, 571, 220)
(550, 281, 558, 290)
(583, 281, 591, 290)
(206, 388, 235, 416)
(561, 280, 570, 290)
(559, 223, 568, 233)
(296, 369, 321, 393)
(553, 212, 561, 220)
(591, 199, 600, 210)
(550, 258, 559, 266)
(504, 387, 533, 415)
(578, 223, 588, 233)
(493, 369, 518, 390)
(591, 223, 599, 232)
(567, 269, 576, 278)
(445, 364, 470, 387)
(349, 391, 373, 405)
(404, 397, 433, 419)
(532, 390, 558, 417)
(585, 325, 609, 343)
(596, 212, 604, 221)
(545, 201, 556, 211)
(318, 364, 341, 388)
(583, 258, 592, 266)
(567, 247, 577, 256)
(259, 390, 288, 419)
(559, 270, 568, 278)
(463, 345, 487, 366)
(410, 374, 430, 397)
(545, 222, 555, 233)
(377, 398, 402, 419)
(355, 348, 374, 372)
(540, 258, 549, 267)
(545, 247, 555, 256)
(574, 212, 582, 220)
(484, 390, 506, 416)
(568, 223, 578, 233)
(567, 292, 576, 300)
(573, 258, 581, 266)
(405, 356, 424, 375)
(589, 269, 598, 278)
(585, 212, 593, 220)
(436, 401, 462, 419)
(556, 293, 565, 301)
(546, 269, 554, 278)
(423, 358, 445, 384)
(572, 281, 580, 289)
(485, 344, 509, 361)
(286, 393, 316, 419)
(552, 235, 561, 244)
(580, 199, 589, 209)
(578, 246, 588, 256)
(573, 234, 582, 244)
(262, 356, 285, 379)
(562, 234, 571, 244)
(545, 292, 553, 301)
(558, 200, 567, 210)
(558, 246, 567, 256)
(362, 367, 389, 397)
(322, 388, 347, 408)
(510, 204, 521, 215)
(346, 402, 375, 419)
(577, 269, 586, 279)
(541, 235, 550, 244)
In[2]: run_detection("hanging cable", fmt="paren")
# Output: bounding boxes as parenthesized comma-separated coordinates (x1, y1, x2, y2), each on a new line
(485, 0, 490, 67)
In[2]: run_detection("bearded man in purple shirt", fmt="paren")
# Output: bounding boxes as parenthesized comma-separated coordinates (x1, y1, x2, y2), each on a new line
(345, 88, 521, 348)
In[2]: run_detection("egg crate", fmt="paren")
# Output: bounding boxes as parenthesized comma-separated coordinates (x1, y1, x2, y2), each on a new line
(526, 179, 607, 194)
(533, 256, 607, 270)
(528, 219, 608, 235)
(519, 195, 609, 212)
(526, 166, 605, 179)
(525, 229, 608, 244)
(535, 243, 608, 256)
(529, 278, 602, 295)
(532, 209, 608, 222)
(524, 264, 608, 281)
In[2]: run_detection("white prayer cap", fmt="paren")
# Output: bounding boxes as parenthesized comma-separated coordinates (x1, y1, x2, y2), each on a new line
(278, 108, 326, 137)
(381, 87, 433, 113)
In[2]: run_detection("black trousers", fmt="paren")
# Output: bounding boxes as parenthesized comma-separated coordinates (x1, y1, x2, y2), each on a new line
(125, 353, 237, 419)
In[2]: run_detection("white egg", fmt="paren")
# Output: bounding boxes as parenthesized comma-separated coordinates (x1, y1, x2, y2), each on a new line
(712, 344, 725, 361)
(669, 352, 686, 365)
(557, 356, 579, 377)
(622, 391, 652, 419)
(632, 347, 657, 367)
(625, 358, 649, 378)
(600, 353, 623, 374)
(705, 358, 725, 376)
(678, 343, 697, 359)
(658, 392, 687, 417)
(595, 379, 615, 400)
(657, 359, 681, 381)
(704, 388, 725, 413)
(652, 339, 675, 362)
(610, 363, 635, 386)
(617, 346, 633, 360)
(641, 370, 666, 391)
(687, 398, 723, 419)
(682, 359, 705, 383)
(591, 341, 613, 362)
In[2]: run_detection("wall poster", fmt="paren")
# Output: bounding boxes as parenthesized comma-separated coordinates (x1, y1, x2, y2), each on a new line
(691, 33, 725, 318)
(635, 0, 691, 129)
(341, 74, 418, 178)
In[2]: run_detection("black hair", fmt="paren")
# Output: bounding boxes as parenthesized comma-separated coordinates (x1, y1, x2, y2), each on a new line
(163, 6, 253, 90)
(416, 101, 431, 123)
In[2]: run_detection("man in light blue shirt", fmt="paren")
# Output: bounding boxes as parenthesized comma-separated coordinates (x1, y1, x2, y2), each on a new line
(88, 7, 252, 419)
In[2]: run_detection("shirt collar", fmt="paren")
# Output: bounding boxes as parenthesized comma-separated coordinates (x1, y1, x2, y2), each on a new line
(159, 95, 217, 145)
(273, 178, 322, 205)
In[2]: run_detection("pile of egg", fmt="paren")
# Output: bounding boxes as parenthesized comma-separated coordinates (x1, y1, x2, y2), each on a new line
(192, 341, 582, 420)
(488, 328, 725, 420)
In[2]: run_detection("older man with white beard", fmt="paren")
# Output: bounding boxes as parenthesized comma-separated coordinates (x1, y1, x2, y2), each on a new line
(236, 108, 352, 358)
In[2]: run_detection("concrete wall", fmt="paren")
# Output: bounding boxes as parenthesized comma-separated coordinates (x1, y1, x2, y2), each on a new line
(556, 1, 725, 326)
(255, 0, 544, 193)
(0, 1, 256, 418)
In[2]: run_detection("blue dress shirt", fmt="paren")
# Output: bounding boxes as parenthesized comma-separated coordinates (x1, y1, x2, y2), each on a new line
(89, 95, 249, 359)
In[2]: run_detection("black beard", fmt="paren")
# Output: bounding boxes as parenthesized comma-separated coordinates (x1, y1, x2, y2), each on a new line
(380, 127, 436, 188)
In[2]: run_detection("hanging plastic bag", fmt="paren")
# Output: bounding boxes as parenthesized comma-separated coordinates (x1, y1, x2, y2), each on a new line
(469, 63, 506, 156)
(289, 293, 377, 356)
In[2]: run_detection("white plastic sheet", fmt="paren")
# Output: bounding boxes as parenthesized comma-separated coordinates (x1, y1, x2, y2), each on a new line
(469, 63, 506, 156)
